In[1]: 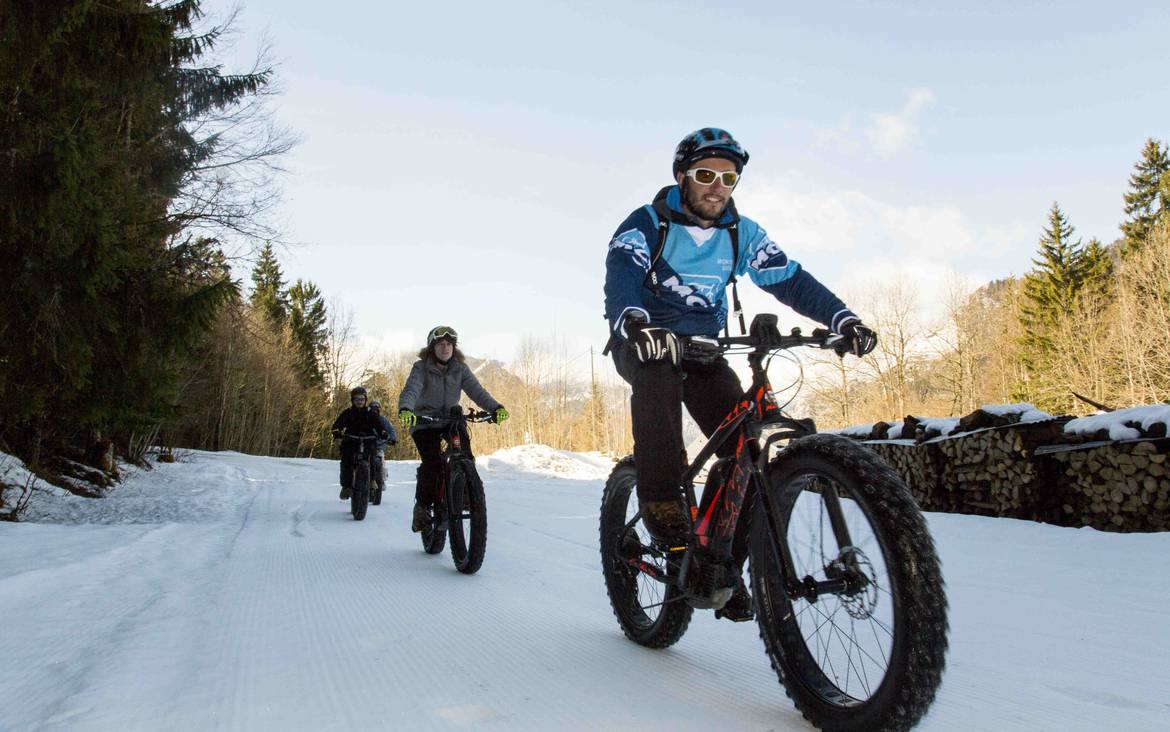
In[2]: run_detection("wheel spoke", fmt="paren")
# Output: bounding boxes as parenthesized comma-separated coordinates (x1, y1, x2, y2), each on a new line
(807, 600, 889, 671)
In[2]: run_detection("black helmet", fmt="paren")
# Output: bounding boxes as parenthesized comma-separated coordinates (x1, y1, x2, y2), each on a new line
(370, 400, 381, 411)
(673, 128, 749, 177)
(427, 325, 458, 346)
(350, 386, 368, 401)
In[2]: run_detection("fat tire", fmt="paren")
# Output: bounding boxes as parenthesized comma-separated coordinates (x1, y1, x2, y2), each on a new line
(751, 434, 948, 732)
(599, 457, 693, 648)
(351, 461, 370, 521)
(447, 459, 488, 574)
(371, 487, 383, 506)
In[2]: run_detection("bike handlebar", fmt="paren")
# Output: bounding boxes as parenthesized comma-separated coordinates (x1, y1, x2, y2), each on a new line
(716, 328, 846, 352)
(706, 314, 851, 357)
(417, 408, 497, 425)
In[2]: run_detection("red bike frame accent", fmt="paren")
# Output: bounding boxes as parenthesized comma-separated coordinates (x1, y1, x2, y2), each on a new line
(691, 379, 780, 555)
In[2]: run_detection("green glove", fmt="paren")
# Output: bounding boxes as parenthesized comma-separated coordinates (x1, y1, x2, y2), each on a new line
(494, 406, 509, 424)
(399, 409, 417, 428)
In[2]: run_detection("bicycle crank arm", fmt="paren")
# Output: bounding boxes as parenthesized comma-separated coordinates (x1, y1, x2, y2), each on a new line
(624, 556, 672, 584)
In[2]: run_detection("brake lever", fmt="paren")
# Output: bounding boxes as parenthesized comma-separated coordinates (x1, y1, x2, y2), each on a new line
(824, 333, 851, 357)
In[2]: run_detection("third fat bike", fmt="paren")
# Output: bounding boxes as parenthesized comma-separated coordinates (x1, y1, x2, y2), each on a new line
(337, 432, 379, 521)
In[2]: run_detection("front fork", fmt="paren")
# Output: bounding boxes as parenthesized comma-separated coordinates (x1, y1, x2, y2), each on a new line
(754, 443, 865, 602)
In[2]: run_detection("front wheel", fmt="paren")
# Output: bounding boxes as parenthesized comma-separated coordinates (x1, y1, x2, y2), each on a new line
(447, 459, 487, 574)
(421, 499, 447, 555)
(599, 457, 693, 648)
(351, 461, 370, 521)
(750, 434, 948, 732)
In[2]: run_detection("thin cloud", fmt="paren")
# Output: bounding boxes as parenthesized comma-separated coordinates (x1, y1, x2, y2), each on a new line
(734, 176, 1021, 321)
(865, 87, 936, 157)
(738, 178, 977, 257)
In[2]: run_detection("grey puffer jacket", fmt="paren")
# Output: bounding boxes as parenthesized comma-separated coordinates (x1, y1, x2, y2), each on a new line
(397, 356, 502, 432)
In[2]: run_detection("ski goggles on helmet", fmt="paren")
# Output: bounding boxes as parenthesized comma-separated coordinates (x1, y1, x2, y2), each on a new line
(685, 167, 740, 187)
(427, 326, 458, 345)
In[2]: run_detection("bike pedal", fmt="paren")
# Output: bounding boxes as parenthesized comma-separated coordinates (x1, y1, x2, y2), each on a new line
(714, 604, 755, 623)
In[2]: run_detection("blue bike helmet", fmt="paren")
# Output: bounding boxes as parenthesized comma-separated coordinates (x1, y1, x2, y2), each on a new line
(673, 128, 749, 177)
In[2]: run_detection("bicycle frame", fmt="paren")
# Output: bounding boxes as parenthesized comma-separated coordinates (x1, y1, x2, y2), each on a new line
(628, 320, 863, 604)
(341, 434, 379, 478)
(418, 408, 493, 515)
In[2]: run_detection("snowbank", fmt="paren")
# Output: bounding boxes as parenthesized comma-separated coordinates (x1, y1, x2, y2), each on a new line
(478, 444, 615, 481)
(0, 450, 73, 519)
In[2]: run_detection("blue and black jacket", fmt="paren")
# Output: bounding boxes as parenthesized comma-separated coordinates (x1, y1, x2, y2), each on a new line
(604, 186, 857, 338)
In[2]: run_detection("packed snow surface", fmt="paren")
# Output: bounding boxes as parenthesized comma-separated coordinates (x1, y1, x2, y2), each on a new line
(1064, 404, 1170, 441)
(2, 446, 1169, 730)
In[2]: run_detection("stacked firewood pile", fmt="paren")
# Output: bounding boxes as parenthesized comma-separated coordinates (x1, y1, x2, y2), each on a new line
(1042, 441, 1170, 531)
(833, 404, 1170, 532)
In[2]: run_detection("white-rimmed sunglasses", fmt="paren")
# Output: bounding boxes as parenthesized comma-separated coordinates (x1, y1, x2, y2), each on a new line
(685, 167, 740, 187)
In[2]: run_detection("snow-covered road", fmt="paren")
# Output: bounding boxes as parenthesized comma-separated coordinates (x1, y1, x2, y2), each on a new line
(2, 448, 1168, 730)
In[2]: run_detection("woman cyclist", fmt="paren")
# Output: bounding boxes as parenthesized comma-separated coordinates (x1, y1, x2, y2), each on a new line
(397, 326, 509, 531)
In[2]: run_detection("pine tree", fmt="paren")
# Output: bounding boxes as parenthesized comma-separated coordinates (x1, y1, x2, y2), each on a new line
(249, 242, 288, 325)
(0, 1, 277, 459)
(1121, 138, 1170, 255)
(1076, 238, 1113, 302)
(287, 280, 328, 386)
(1018, 204, 1115, 412)
(1020, 203, 1084, 338)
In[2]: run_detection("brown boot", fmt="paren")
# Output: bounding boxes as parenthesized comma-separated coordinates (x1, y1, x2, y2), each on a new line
(411, 502, 428, 532)
(640, 499, 691, 547)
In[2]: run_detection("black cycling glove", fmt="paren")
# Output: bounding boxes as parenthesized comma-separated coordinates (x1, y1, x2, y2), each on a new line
(625, 315, 680, 368)
(839, 319, 878, 357)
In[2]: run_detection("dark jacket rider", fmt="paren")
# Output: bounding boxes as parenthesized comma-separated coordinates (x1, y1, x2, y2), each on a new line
(331, 386, 390, 500)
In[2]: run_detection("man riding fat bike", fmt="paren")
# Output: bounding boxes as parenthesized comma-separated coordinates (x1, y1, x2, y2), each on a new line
(603, 127, 878, 621)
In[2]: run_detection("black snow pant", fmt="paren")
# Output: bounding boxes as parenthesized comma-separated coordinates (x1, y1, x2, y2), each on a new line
(338, 444, 356, 489)
(411, 425, 473, 504)
(613, 340, 754, 568)
(612, 341, 744, 503)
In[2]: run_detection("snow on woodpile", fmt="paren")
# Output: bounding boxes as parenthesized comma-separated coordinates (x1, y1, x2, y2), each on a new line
(1064, 404, 1170, 441)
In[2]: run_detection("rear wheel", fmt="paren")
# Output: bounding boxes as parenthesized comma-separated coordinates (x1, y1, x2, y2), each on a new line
(750, 434, 948, 732)
(447, 459, 487, 574)
(350, 461, 369, 521)
(599, 458, 692, 648)
(371, 458, 384, 505)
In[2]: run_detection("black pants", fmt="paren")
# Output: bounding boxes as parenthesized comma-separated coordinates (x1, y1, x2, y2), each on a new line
(612, 341, 744, 503)
(338, 445, 356, 489)
(411, 425, 473, 504)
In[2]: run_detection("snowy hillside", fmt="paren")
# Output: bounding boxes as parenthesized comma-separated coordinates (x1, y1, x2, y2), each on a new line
(2, 447, 1168, 730)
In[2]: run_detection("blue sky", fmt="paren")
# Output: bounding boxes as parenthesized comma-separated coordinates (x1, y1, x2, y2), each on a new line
(210, 0, 1169, 365)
